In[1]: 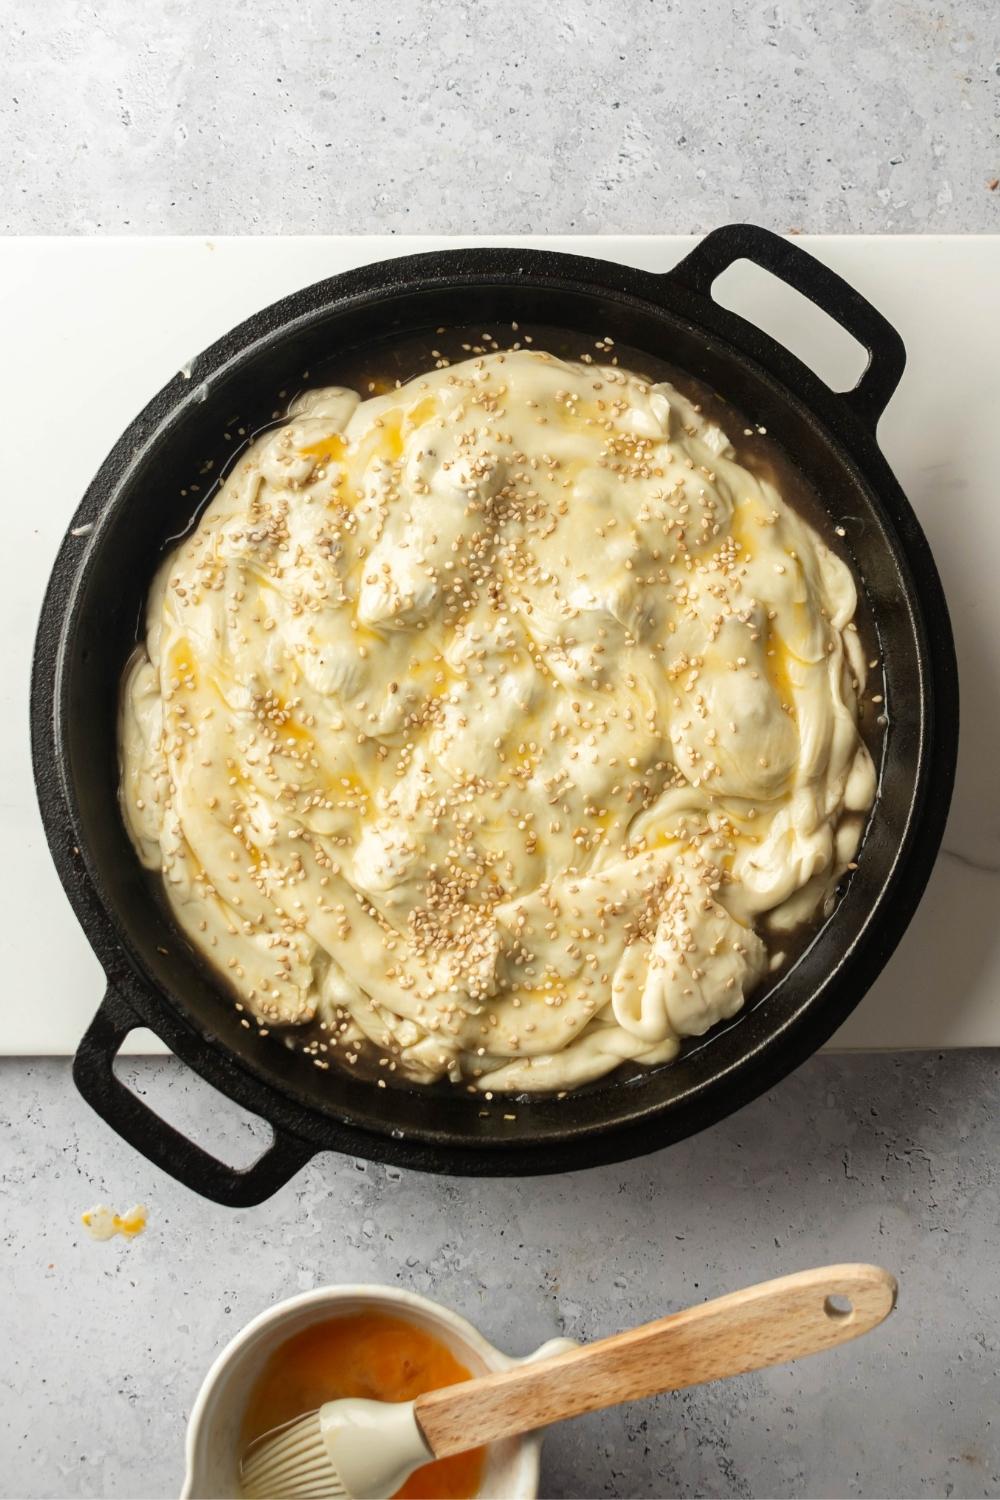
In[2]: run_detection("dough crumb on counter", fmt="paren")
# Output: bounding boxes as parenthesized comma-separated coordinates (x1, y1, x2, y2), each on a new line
(81, 1203, 148, 1241)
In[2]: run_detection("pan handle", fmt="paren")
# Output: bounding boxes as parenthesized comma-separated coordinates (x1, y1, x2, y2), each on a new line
(666, 224, 905, 431)
(73, 985, 316, 1207)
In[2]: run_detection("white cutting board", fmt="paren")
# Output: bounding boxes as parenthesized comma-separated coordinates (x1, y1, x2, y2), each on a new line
(2, 234, 997, 1056)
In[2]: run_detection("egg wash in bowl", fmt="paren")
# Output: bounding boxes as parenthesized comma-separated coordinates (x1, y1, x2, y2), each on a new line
(120, 347, 877, 1094)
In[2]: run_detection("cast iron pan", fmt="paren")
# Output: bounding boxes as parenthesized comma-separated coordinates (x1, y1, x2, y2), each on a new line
(31, 225, 959, 1205)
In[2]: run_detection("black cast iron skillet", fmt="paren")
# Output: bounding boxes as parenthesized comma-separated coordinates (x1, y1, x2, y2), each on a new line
(31, 225, 959, 1206)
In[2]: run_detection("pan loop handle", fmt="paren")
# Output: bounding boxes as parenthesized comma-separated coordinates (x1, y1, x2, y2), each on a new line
(667, 224, 905, 432)
(73, 985, 316, 1207)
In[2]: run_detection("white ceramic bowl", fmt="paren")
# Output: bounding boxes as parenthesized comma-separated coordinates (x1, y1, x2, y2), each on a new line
(182, 1284, 577, 1499)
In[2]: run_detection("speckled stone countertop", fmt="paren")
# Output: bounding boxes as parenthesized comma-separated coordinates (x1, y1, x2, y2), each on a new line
(3, 0, 998, 237)
(2, 2, 999, 1497)
(4, 1055, 1000, 1498)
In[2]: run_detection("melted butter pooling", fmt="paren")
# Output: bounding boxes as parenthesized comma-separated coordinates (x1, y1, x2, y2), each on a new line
(120, 351, 876, 1092)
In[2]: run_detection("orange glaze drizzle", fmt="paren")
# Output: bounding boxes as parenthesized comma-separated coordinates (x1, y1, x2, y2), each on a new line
(299, 432, 347, 466)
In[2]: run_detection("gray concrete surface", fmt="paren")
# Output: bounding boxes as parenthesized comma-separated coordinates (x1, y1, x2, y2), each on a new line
(3, 1, 1000, 1497)
(1, 0, 998, 236)
(3, 1053, 1000, 1499)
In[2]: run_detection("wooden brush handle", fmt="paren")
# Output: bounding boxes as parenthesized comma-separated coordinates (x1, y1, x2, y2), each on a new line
(416, 1264, 896, 1457)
